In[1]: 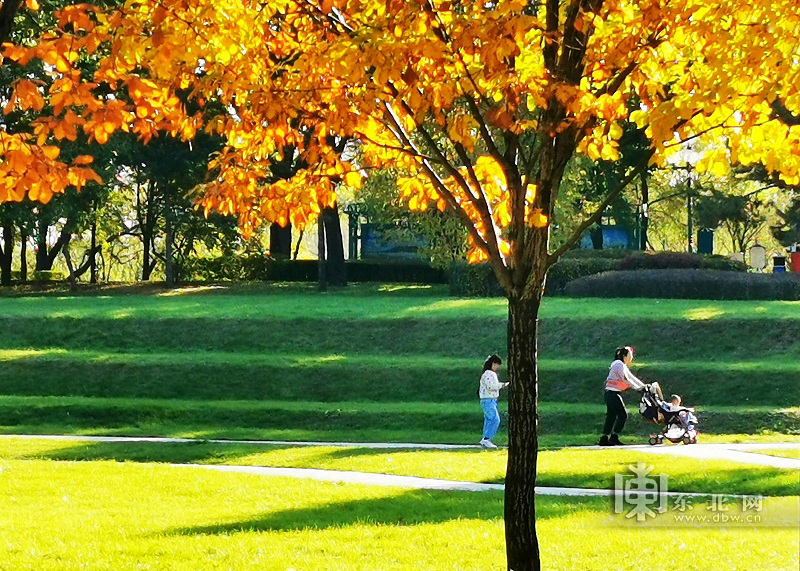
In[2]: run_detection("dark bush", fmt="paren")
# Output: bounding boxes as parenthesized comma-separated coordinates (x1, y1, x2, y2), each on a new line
(702, 254, 748, 272)
(32, 270, 65, 283)
(449, 261, 505, 297)
(565, 269, 800, 300)
(545, 258, 619, 294)
(618, 251, 704, 270)
(183, 255, 446, 284)
(346, 261, 447, 283)
(561, 248, 636, 260)
(449, 258, 618, 297)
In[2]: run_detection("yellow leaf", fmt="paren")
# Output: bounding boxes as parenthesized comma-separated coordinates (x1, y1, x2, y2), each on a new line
(73, 155, 94, 165)
(344, 171, 362, 188)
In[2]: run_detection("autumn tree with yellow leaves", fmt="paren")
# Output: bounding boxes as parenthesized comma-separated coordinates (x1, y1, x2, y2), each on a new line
(3, 0, 800, 568)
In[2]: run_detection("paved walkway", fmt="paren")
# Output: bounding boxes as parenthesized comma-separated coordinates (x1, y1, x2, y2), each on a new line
(3, 434, 797, 494)
(633, 443, 800, 470)
(3, 434, 797, 468)
(171, 463, 740, 497)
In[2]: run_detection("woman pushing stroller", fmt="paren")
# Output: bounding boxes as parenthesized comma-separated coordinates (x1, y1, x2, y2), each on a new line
(599, 346, 646, 446)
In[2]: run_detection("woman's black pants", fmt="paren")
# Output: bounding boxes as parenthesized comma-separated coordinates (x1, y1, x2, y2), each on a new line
(603, 390, 628, 435)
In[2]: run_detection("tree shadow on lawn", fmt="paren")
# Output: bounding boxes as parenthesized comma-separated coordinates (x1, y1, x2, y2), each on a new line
(483, 464, 799, 497)
(17, 440, 301, 466)
(161, 491, 603, 535)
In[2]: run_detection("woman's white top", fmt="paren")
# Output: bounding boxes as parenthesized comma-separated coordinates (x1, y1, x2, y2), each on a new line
(479, 370, 508, 399)
(604, 360, 645, 392)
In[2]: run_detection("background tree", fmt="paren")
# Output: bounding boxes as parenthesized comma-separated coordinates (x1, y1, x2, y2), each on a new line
(3, 2, 800, 570)
(358, 169, 468, 267)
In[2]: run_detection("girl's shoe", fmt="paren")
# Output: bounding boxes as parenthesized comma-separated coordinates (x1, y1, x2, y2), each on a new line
(480, 438, 498, 449)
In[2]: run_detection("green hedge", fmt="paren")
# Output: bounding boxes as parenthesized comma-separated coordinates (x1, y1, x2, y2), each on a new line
(448, 262, 505, 297)
(449, 258, 618, 296)
(545, 258, 619, 294)
(561, 248, 636, 260)
(564, 269, 800, 300)
(617, 251, 747, 272)
(449, 250, 749, 297)
(183, 255, 446, 284)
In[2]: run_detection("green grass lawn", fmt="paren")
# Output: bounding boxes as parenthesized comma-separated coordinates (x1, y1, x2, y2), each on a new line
(1, 396, 796, 447)
(3, 437, 797, 496)
(1, 458, 797, 571)
(2, 284, 798, 570)
(0, 283, 797, 445)
(752, 448, 800, 460)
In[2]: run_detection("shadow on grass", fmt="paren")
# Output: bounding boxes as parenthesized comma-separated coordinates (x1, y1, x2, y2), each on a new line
(17, 441, 299, 466)
(161, 491, 602, 535)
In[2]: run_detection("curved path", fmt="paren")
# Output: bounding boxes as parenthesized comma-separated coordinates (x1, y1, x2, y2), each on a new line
(3, 434, 797, 495)
(3, 434, 797, 469)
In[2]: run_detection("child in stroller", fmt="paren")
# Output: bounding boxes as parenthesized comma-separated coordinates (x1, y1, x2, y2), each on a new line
(639, 382, 699, 445)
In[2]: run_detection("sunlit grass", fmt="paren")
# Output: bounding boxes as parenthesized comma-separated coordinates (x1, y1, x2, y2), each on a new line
(1, 284, 800, 320)
(0, 459, 796, 571)
(752, 449, 800, 460)
(2, 438, 796, 496)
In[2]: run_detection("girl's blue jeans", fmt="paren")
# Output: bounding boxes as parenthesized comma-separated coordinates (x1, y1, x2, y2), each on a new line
(481, 398, 500, 440)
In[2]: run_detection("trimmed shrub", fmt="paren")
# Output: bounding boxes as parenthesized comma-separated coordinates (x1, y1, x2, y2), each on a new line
(32, 270, 65, 283)
(183, 255, 446, 284)
(449, 261, 504, 297)
(346, 261, 447, 283)
(545, 258, 619, 294)
(561, 248, 636, 260)
(702, 254, 748, 272)
(618, 251, 703, 270)
(565, 269, 800, 300)
(449, 258, 618, 297)
(618, 251, 748, 272)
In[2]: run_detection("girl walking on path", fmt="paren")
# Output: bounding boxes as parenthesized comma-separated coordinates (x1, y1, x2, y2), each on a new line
(599, 346, 646, 446)
(479, 354, 509, 449)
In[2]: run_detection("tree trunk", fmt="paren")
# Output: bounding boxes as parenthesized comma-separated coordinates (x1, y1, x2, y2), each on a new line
(322, 204, 346, 286)
(293, 229, 304, 260)
(142, 228, 154, 280)
(317, 212, 327, 292)
(62, 236, 78, 291)
(36, 222, 49, 271)
(0, 0, 23, 45)
(35, 221, 71, 272)
(90, 219, 97, 284)
(269, 223, 293, 258)
(0, 224, 14, 286)
(589, 224, 603, 249)
(504, 294, 542, 571)
(165, 190, 175, 287)
(640, 171, 649, 250)
(19, 229, 27, 283)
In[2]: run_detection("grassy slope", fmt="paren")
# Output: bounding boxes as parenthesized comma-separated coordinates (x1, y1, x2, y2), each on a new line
(0, 284, 798, 443)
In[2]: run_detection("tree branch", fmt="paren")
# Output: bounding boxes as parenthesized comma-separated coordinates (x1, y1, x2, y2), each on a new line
(0, 0, 23, 45)
(547, 148, 655, 265)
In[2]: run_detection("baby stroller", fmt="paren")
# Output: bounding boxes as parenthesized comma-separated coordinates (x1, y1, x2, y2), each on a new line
(639, 382, 699, 445)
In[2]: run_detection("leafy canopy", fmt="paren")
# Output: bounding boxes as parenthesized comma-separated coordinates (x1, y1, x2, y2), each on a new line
(2, 0, 799, 268)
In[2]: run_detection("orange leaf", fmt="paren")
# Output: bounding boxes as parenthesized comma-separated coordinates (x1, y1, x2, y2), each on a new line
(73, 155, 94, 165)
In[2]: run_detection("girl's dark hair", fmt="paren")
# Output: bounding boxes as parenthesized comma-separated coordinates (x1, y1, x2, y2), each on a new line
(614, 346, 634, 361)
(482, 354, 502, 372)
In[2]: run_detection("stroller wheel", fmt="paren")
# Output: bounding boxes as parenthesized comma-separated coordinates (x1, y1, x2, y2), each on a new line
(648, 436, 659, 446)
(682, 434, 692, 445)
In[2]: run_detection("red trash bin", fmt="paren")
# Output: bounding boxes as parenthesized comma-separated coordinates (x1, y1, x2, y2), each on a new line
(791, 251, 800, 272)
